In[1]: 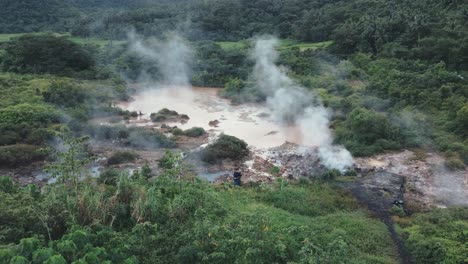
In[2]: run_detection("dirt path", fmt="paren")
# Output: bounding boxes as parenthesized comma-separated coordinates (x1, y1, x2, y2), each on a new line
(339, 172, 413, 264)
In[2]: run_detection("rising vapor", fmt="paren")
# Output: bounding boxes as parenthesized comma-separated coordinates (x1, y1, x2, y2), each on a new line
(250, 36, 353, 172)
(128, 31, 194, 87)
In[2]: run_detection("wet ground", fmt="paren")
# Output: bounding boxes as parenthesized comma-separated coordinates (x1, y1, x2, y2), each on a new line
(119, 86, 304, 149)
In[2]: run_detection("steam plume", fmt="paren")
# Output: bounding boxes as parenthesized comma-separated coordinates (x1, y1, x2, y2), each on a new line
(250, 36, 353, 171)
(128, 31, 193, 87)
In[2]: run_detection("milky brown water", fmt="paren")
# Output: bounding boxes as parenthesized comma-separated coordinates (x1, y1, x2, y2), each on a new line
(119, 86, 304, 149)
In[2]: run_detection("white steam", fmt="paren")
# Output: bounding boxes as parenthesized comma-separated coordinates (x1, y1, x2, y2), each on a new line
(128, 31, 193, 87)
(251, 36, 353, 172)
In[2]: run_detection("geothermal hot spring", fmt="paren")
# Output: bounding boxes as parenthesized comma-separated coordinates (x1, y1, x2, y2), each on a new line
(120, 86, 305, 149)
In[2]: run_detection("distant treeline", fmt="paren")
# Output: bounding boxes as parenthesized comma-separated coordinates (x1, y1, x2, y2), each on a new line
(2, 0, 467, 68)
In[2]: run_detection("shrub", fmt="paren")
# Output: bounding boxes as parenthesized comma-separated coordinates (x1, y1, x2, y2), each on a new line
(390, 205, 405, 217)
(344, 169, 358, 176)
(182, 127, 205, 137)
(107, 151, 139, 165)
(159, 150, 181, 170)
(150, 108, 179, 122)
(269, 166, 280, 176)
(200, 134, 249, 164)
(9, 256, 29, 264)
(445, 155, 465, 170)
(403, 207, 468, 264)
(150, 114, 166, 122)
(0, 103, 61, 127)
(0, 176, 15, 193)
(158, 108, 178, 116)
(319, 169, 342, 181)
(171, 128, 184, 136)
(141, 164, 152, 179)
(1, 34, 94, 75)
(127, 128, 176, 149)
(0, 248, 14, 263)
(335, 107, 403, 156)
(42, 80, 86, 107)
(32, 248, 54, 264)
(0, 145, 49, 168)
(87, 125, 128, 140)
(98, 168, 120, 185)
(0, 103, 60, 145)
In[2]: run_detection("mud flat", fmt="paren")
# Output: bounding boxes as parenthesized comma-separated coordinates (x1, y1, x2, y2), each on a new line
(119, 86, 304, 149)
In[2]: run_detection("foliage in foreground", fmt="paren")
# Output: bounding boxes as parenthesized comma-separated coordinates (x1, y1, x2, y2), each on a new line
(398, 207, 468, 264)
(0, 159, 400, 264)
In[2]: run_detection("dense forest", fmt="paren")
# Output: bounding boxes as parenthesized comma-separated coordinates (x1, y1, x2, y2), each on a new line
(0, 0, 467, 263)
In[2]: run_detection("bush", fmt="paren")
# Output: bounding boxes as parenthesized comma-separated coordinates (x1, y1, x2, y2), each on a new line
(87, 125, 128, 140)
(127, 128, 176, 149)
(98, 168, 120, 185)
(150, 108, 179, 122)
(1, 34, 94, 75)
(107, 151, 139, 165)
(200, 134, 249, 164)
(171, 128, 184, 136)
(150, 113, 166, 122)
(445, 155, 465, 170)
(0, 176, 15, 193)
(182, 127, 205, 137)
(141, 164, 152, 179)
(0, 103, 61, 128)
(403, 207, 468, 264)
(390, 205, 405, 217)
(0, 248, 15, 263)
(320, 169, 342, 181)
(42, 80, 86, 107)
(0, 145, 49, 168)
(336, 107, 403, 156)
(0, 103, 60, 145)
(158, 108, 178, 116)
(344, 169, 358, 176)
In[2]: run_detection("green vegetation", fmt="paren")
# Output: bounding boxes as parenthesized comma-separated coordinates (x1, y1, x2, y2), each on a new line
(0, 141, 401, 263)
(86, 125, 176, 149)
(173, 127, 206, 137)
(182, 127, 205, 137)
(0, 103, 60, 145)
(0, 1, 466, 263)
(150, 108, 179, 122)
(1, 34, 94, 76)
(215, 41, 248, 50)
(127, 128, 176, 149)
(0, 33, 124, 47)
(200, 134, 249, 164)
(397, 207, 468, 264)
(97, 168, 120, 186)
(0, 145, 49, 167)
(0, 0, 77, 33)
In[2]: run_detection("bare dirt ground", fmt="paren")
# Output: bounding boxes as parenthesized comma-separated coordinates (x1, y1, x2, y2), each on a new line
(355, 150, 468, 209)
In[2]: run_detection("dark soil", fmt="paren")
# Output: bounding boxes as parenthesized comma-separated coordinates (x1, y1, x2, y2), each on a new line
(339, 171, 413, 264)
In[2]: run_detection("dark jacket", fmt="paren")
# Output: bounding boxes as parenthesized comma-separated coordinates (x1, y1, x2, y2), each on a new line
(233, 171, 242, 180)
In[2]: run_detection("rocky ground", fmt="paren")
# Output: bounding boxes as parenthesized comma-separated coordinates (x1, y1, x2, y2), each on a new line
(354, 150, 468, 209)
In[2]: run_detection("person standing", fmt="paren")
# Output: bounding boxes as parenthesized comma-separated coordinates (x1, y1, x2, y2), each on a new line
(233, 168, 242, 186)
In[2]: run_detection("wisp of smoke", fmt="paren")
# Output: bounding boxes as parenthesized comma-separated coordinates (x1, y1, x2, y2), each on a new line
(128, 31, 193, 87)
(251, 36, 353, 172)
